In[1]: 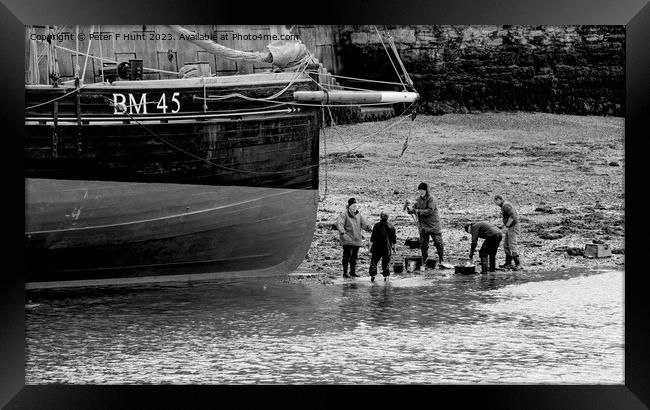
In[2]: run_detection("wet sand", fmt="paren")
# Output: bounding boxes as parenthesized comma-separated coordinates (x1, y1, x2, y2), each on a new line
(296, 112, 624, 281)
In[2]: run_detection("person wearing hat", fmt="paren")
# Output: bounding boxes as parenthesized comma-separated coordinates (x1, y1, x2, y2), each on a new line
(493, 194, 522, 271)
(335, 198, 372, 278)
(464, 221, 502, 274)
(369, 211, 397, 282)
(406, 182, 444, 268)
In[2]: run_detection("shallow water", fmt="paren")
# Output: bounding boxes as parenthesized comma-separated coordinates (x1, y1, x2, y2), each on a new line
(25, 269, 624, 384)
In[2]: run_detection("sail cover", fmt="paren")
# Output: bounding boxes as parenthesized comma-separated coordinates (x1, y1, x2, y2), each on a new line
(167, 25, 309, 69)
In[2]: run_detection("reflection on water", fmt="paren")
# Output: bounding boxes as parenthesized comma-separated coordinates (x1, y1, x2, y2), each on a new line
(25, 270, 624, 384)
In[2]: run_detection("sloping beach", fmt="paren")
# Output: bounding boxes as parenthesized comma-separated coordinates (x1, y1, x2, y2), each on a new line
(297, 112, 624, 279)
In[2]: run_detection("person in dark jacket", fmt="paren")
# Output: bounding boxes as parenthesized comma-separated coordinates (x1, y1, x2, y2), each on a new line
(494, 195, 522, 270)
(336, 197, 372, 278)
(465, 221, 503, 274)
(406, 182, 444, 268)
(369, 211, 397, 282)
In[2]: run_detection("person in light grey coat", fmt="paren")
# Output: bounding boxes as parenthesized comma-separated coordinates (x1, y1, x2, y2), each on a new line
(336, 198, 372, 278)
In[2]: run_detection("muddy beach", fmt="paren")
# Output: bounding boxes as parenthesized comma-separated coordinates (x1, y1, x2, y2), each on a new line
(294, 112, 624, 282)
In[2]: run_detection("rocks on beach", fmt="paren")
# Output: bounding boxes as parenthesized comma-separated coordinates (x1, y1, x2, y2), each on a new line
(296, 113, 624, 281)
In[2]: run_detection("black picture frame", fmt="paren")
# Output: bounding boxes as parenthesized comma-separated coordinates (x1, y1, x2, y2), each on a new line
(1, 0, 648, 408)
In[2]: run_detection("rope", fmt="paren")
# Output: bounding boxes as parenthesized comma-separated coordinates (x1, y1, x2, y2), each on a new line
(325, 106, 351, 151)
(202, 76, 207, 112)
(197, 60, 309, 103)
(346, 105, 415, 152)
(38, 41, 180, 76)
(324, 83, 382, 92)
(49, 27, 60, 83)
(400, 117, 411, 157)
(373, 26, 406, 90)
(304, 71, 404, 87)
(304, 69, 387, 93)
(325, 102, 417, 153)
(320, 107, 329, 201)
(387, 35, 415, 90)
(81, 25, 94, 83)
(25, 87, 83, 110)
(74, 26, 80, 79)
(103, 96, 321, 176)
(45, 26, 50, 82)
(98, 25, 105, 82)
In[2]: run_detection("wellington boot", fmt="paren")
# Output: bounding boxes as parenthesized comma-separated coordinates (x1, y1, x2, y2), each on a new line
(480, 255, 489, 274)
(499, 255, 513, 269)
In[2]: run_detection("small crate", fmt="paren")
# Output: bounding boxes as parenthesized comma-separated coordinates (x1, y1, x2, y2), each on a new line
(455, 265, 477, 275)
(584, 243, 612, 258)
(404, 256, 422, 272)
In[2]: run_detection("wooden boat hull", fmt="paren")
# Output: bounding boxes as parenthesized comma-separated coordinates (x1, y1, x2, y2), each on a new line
(25, 178, 318, 289)
(25, 72, 321, 189)
(25, 73, 323, 287)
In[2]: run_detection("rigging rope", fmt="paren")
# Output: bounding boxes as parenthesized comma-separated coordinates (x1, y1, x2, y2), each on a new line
(325, 102, 417, 153)
(304, 71, 404, 87)
(195, 60, 309, 103)
(74, 26, 80, 79)
(373, 26, 406, 90)
(80, 25, 94, 83)
(98, 25, 105, 82)
(38, 42, 180, 76)
(387, 35, 415, 90)
(325, 106, 351, 151)
(102, 96, 322, 176)
(25, 87, 83, 110)
(320, 107, 329, 201)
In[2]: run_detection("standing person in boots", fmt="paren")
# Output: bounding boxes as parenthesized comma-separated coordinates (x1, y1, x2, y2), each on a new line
(336, 198, 372, 278)
(369, 211, 397, 282)
(406, 182, 444, 268)
(494, 194, 522, 271)
(465, 221, 503, 274)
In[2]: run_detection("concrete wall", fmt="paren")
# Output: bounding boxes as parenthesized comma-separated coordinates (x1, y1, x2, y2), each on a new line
(331, 25, 625, 116)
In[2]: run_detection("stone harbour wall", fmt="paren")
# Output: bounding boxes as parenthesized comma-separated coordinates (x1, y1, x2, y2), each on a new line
(331, 25, 625, 116)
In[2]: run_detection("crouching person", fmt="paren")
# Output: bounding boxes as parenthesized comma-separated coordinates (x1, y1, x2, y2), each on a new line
(336, 198, 372, 278)
(465, 221, 502, 274)
(369, 212, 397, 282)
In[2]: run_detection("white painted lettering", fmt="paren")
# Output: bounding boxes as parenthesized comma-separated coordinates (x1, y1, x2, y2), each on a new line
(128, 93, 148, 114)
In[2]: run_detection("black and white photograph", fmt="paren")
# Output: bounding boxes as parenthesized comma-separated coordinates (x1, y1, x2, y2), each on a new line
(23, 24, 626, 385)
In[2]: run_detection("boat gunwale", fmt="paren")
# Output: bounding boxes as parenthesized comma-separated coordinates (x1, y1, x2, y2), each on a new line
(25, 72, 314, 91)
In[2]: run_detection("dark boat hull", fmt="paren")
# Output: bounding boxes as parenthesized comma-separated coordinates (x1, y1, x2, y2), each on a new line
(25, 74, 322, 288)
(26, 108, 320, 189)
(25, 178, 318, 289)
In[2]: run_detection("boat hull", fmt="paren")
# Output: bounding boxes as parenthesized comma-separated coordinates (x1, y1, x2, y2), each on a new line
(25, 178, 318, 289)
(25, 73, 321, 190)
(25, 110, 320, 190)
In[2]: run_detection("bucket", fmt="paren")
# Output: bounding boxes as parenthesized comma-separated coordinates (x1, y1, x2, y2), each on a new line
(404, 237, 421, 249)
(393, 262, 404, 274)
